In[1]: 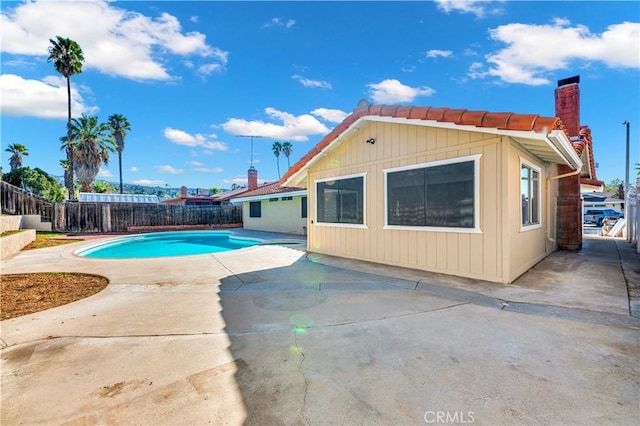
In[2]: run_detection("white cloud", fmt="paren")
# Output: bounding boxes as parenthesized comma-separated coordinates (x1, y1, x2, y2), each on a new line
(198, 63, 223, 76)
(426, 49, 453, 58)
(262, 18, 296, 29)
(221, 107, 331, 142)
(190, 16, 199, 23)
(0, 74, 93, 118)
(129, 166, 138, 172)
(223, 176, 248, 186)
(292, 75, 332, 89)
(133, 179, 166, 186)
(311, 108, 348, 123)
(163, 127, 229, 151)
(0, 0, 228, 81)
(195, 167, 223, 173)
(155, 165, 183, 174)
(480, 19, 640, 85)
(187, 160, 204, 167)
(367, 79, 436, 104)
(402, 65, 416, 73)
(97, 168, 113, 178)
(435, 0, 500, 18)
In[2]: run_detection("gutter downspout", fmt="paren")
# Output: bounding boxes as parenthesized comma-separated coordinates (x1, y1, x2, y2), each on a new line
(546, 167, 582, 244)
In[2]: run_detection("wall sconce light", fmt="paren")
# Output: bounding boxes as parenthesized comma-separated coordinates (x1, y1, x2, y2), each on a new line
(366, 138, 376, 145)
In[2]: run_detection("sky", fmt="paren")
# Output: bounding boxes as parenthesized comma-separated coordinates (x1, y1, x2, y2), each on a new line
(1, 0, 639, 191)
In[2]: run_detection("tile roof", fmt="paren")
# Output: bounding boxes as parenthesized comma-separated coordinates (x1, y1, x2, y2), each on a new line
(231, 181, 304, 199)
(578, 126, 604, 188)
(281, 103, 575, 184)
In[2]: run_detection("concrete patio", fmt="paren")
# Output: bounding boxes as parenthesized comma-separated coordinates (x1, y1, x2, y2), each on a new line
(1, 231, 639, 425)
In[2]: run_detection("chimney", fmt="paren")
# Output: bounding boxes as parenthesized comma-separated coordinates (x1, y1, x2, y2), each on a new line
(248, 166, 258, 190)
(554, 76, 582, 251)
(618, 184, 624, 200)
(555, 75, 580, 137)
(180, 186, 187, 198)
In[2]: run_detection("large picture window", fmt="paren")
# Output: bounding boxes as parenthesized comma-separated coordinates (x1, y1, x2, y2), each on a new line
(384, 156, 480, 231)
(316, 174, 365, 225)
(521, 161, 540, 228)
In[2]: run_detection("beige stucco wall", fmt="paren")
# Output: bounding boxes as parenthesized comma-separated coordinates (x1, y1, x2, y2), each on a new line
(242, 195, 307, 235)
(305, 120, 556, 283)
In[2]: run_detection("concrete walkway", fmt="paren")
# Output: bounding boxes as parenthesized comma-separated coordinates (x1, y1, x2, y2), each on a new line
(1, 231, 639, 425)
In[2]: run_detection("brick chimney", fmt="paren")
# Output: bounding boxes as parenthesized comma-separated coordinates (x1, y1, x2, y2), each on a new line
(555, 76, 582, 251)
(248, 166, 258, 190)
(180, 186, 187, 198)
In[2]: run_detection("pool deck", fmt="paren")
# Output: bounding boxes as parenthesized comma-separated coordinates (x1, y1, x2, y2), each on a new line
(1, 231, 639, 425)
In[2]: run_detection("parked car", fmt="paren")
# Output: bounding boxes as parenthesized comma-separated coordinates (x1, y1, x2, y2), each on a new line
(584, 209, 624, 226)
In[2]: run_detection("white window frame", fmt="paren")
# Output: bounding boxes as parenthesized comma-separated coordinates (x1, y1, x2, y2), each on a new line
(520, 158, 542, 231)
(314, 172, 367, 229)
(383, 154, 482, 233)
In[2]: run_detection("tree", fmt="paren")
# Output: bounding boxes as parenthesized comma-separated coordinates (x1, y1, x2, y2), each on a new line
(272, 141, 283, 179)
(107, 113, 131, 194)
(5, 143, 28, 171)
(604, 178, 624, 197)
(62, 114, 114, 192)
(281, 141, 293, 170)
(2, 167, 65, 202)
(48, 35, 84, 200)
(92, 181, 115, 193)
(210, 187, 223, 194)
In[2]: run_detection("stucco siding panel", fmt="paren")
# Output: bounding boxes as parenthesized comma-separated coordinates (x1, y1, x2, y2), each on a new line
(242, 196, 307, 235)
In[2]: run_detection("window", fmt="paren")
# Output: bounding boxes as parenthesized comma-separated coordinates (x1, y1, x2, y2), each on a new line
(269, 197, 278, 202)
(282, 196, 293, 201)
(301, 196, 308, 218)
(316, 174, 365, 225)
(384, 155, 480, 231)
(521, 161, 540, 228)
(249, 201, 261, 218)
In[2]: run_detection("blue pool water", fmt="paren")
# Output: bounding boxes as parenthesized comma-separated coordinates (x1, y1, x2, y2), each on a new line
(76, 231, 260, 259)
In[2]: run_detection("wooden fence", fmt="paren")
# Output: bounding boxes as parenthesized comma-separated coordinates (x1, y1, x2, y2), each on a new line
(2, 181, 243, 233)
(1, 180, 54, 222)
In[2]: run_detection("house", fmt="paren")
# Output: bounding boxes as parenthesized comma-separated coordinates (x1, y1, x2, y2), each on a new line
(162, 186, 219, 205)
(282, 78, 593, 284)
(231, 167, 307, 235)
(582, 192, 625, 213)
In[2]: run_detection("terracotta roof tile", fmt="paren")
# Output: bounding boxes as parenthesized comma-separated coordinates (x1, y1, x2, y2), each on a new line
(407, 106, 429, 119)
(480, 112, 513, 129)
(281, 103, 576, 184)
(459, 110, 488, 126)
(532, 117, 563, 134)
(443, 108, 467, 124)
(233, 181, 304, 199)
(504, 114, 538, 131)
(426, 107, 448, 121)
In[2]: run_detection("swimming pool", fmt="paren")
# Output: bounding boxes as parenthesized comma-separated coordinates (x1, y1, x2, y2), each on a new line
(76, 231, 261, 259)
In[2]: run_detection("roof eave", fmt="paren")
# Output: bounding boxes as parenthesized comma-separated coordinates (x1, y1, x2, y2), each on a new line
(231, 190, 308, 204)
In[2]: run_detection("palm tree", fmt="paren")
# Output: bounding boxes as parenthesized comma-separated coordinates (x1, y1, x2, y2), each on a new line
(281, 142, 293, 170)
(272, 141, 283, 179)
(5, 143, 28, 171)
(62, 114, 114, 192)
(107, 113, 131, 194)
(48, 36, 84, 200)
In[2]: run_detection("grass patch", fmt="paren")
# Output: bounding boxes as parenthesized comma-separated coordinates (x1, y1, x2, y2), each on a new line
(22, 232, 85, 250)
(1, 230, 25, 237)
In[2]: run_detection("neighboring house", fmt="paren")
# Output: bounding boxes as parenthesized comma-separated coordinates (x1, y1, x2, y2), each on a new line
(229, 166, 307, 235)
(282, 78, 592, 284)
(583, 192, 624, 213)
(79, 192, 159, 204)
(162, 187, 217, 205)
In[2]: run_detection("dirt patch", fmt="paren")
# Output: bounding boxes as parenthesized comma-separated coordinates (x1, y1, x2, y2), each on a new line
(1, 273, 109, 321)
